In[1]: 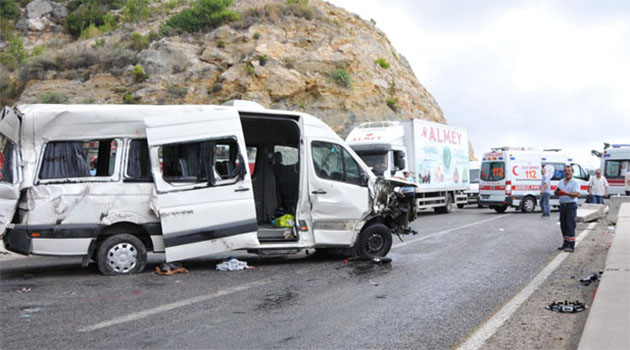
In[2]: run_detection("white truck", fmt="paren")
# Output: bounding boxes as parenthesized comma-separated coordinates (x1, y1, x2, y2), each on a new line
(346, 120, 469, 213)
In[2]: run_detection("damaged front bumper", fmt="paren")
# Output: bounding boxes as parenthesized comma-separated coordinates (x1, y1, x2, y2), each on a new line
(368, 177, 418, 236)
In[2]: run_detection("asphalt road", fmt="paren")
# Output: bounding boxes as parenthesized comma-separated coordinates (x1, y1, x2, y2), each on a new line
(0, 207, 568, 349)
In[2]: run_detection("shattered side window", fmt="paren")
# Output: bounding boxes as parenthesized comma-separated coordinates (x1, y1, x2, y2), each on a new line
(160, 137, 246, 186)
(39, 140, 118, 179)
(0, 135, 16, 183)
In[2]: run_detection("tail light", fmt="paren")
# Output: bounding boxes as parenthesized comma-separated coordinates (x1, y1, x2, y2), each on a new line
(505, 180, 512, 196)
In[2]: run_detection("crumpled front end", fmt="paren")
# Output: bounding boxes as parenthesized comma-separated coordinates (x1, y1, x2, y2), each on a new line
(368, 177, 417, 236)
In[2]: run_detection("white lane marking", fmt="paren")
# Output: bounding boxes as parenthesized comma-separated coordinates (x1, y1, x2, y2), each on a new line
(392, 214, 512, 250)
(79, 278, 272, 333)
(456, 222, 597, 350)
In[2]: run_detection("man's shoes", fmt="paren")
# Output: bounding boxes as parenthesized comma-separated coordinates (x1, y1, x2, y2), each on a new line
(564, 247, 575, 253)
(557, 246, 567, 250)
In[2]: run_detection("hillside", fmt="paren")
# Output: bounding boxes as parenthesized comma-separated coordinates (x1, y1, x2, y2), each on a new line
(1, 0, 453, 142)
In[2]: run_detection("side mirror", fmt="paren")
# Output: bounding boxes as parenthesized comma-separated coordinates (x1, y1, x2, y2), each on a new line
(360, 174, 369, 187)
(391, 169, 397, 176)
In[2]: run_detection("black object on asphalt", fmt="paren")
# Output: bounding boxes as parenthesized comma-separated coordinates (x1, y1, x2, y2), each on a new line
(372, 256, 392, 264)
(545, 300, 587, 313)
(580, 272, 600, 286)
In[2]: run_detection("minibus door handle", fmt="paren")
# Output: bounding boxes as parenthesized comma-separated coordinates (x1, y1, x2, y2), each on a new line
(311, 190, 327, 195)
(234, 187, 250, 192)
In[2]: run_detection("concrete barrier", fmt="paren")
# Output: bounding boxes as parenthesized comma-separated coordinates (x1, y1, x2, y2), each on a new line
(607, 196, 630, 224)
(578, 203, 630, 350)
(577, 204, 606, 223)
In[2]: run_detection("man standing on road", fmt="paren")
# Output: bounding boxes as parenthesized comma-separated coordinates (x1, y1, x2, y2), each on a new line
(625, 170, 630, 195)
(540, 167, 551, 217)
(555, 165, 580, 252)
(588, 169, 608, 204)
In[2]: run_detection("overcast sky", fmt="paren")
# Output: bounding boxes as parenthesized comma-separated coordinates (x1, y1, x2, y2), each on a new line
(329, 0, 630, 167)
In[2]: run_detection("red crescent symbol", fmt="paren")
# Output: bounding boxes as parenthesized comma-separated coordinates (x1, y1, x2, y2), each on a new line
(512, 166, 519, 176)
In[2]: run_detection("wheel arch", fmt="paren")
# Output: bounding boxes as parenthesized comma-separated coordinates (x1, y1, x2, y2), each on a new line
(92, 222, 154, 256)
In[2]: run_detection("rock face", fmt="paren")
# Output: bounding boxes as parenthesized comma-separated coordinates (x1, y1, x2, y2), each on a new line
(15, 0, 456, 145)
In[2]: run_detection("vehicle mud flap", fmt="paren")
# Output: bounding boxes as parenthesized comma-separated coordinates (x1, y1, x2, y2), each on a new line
(3, 228, 31, 255)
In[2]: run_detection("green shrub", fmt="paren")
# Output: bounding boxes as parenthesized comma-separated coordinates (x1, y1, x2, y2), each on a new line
(258, 54, 268, 66)
(286, 0, 308, 5)
(0, 0, 20, 19)
(41, 92, 69, 104)
(131, 64, 147, 82)
(30, 45, 45, 57)
(245, 62, 254, 75)
(391, 50, 398, 61)
(80, 22, 103, 39)
(0, 35, 28, 71)
(385, 98, 398, 112)
(122, 93, 138, 104)
(374, 58, 390, 69)
(122, 0, 150, 22)
(162, 0, 239, 34)
(208, 82, 222, 94)
(216, 39, 225, 48)
(129, 32, 150, 51)
(0, 18, 14, 41)
(167, 85, 188, 97)
(66, 2, 108, 39)
(253, 32, 260, 40)
(370, 18, 376, 26)
(100, 13, 119, 32)
(331, 68, 351, 88)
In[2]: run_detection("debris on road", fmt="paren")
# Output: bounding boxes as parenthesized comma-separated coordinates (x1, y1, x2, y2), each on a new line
(371, 256, 392, 265)
(216, 258, 253, 271)
(369, 280, 379, 286)
(545, 300, 587, 313)
(155, 263, 189, 275)
(376, 294, 387, 299)
(17, 287, 31, 294)
(579, 271, 603, 286)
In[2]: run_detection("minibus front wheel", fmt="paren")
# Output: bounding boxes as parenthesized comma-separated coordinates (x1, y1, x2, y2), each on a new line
(96, 234, 147, 275)
(357, 223, 392, 260)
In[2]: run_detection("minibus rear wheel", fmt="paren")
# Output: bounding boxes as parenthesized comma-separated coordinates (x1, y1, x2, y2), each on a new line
(521, 196, 536, 213)
(97, 234, 147, 275)
(357, 224, 392, 260)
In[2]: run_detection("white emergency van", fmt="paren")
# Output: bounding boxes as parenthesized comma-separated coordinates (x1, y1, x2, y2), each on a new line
(0, 103, 415, 275)
(478, 147, 590, 213)
(600, 144, 630, 195)
(462, 161, 481, 207)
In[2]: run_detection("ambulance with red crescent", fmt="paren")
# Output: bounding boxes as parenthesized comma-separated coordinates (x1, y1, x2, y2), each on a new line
(478, 147, 590, 213)
(600, 144, 630, 195)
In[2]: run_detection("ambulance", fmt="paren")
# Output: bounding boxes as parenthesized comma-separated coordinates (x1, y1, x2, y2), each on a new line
(478, 147, 590, 213)
(600, 144, 630, 195)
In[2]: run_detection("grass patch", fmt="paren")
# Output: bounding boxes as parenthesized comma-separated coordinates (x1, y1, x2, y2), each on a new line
(331, 68, 351, 88)
(131, 64, 147, 82)
(161, 0, 239, 34)
(122, 93, 139, 104)
(41, 92, 69, 104)
(374, 58, 390, 69)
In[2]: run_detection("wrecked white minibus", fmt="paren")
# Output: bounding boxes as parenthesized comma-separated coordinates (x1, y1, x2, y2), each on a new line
(0, 102, 416, 274)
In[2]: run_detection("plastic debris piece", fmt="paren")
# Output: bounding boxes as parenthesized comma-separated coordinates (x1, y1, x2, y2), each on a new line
(580, 273, 599, 286)
(17, 287, 31, 294)
(545, 300, 587, 313)
(499, 228, 504, 232)
(376, 295, 387, 299)
(216, 258, 252, 271)
(155, 262, 188, 275)
(372, 256, 392, 265)
(369, 280, 379, 286)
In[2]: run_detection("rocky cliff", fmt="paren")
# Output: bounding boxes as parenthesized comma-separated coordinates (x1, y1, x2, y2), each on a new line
(2, 0, 451, 141)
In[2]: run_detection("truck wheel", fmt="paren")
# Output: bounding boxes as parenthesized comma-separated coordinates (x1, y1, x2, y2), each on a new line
(97, 234, 147, 275)
(494, 205, 508, 213)
(457, 204, 465, 209)
(357, 224, 392, 260)
(521, 196, 536, 213)
(434, 193, 453, 214)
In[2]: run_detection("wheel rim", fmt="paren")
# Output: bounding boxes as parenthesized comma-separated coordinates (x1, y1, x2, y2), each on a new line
(525, 199, 535, 212)
(366, 232, 385, 253)
(107, 243, 137, 273)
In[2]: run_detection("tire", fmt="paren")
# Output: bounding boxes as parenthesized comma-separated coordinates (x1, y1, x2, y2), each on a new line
(434, 194, 453, 214)
(357, 224, 393, 260)
(97, 234, 147, 275)
(521, 196, 536, 213)
(494, 205, 508, 213)
(457, 204, 465, 209)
